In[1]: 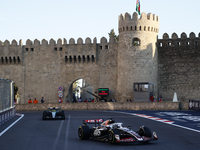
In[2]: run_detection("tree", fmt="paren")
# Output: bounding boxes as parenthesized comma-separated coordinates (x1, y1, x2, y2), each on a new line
(108, 29, 119, 42)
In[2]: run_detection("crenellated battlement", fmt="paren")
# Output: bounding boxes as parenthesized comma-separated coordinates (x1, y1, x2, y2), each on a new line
(0, 36, 118, 66)
(0, 36, 117, 48)
(159, 32, 199, 40)
(0, 39, 23, 46)
(118, 12, 159, 33)
(158, 32, 200, 47)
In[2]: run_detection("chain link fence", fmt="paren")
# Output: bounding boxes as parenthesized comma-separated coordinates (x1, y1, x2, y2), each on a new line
(0, 78, 14, 111)
(0, 78, 15, 126)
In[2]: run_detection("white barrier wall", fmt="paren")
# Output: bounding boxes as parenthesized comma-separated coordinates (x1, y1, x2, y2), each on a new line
(0, 107, 15, 126)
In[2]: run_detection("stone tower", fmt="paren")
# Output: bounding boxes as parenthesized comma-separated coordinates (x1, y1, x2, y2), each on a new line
(117, 12, 159, 102)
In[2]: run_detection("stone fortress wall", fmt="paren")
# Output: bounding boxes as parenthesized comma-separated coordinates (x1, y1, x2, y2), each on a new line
(0, 10, 199, 104)
(157, 32, 200, 101)
(0, 37, 118, 104)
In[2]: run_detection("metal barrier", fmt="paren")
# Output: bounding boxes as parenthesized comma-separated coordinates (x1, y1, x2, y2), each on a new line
(0, 78, 16, 126)
(189, 100, 200, 111)
(0, 107, 16, 126)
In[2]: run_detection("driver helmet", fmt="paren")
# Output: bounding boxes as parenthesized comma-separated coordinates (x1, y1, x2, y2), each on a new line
(103, 119, 115, 125)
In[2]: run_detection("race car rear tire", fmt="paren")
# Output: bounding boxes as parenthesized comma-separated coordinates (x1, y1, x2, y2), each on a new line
(42, 111, 47, 120)
(138, 126, 152, 137)
(78, 126, 90, 140)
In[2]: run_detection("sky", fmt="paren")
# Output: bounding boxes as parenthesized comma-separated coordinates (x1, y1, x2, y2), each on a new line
(0, 0, 199, 44)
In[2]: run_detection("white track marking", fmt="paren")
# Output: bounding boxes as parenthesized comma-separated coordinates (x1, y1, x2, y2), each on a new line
(51, 120, 64, 150)
(64, 114, 71, 150)
(111, 111, 200, 133)
(0, 113, 24, 136)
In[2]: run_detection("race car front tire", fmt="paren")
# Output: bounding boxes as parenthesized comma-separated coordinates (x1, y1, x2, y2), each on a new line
(42, 111, 47, 120)
(108, 130, 116, 144)
(138, 126, 152, 138)
(61, 110, 65, 120)
(78, 126, 90, 140)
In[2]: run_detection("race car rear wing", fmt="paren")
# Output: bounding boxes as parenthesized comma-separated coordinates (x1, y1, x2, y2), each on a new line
(83, 119, 104, 126)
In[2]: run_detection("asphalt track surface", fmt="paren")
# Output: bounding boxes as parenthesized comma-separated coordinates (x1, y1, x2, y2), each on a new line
(0, 110, 200, 150)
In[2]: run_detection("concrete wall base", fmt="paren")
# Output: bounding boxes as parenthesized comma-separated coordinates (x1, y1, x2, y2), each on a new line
(15, 102, 189, 111)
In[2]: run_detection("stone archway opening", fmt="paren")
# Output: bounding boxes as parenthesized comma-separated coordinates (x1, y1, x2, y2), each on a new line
(66, 79, 94, 103)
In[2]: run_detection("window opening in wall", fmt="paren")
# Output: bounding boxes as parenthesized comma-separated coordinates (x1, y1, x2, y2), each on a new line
(132, 38, 140, 46)
(87, 55, 90, 63)
(159, 43, 162, 47)
(54, 47, 57, 51)
(186, 42, 189, 45)
(91, 55, 95, 63)
(131, 26, 132, 30)
(5, 57, 8, 64)
(13, 57, 16, 64)
(74, 56, 77, 64)
(148, 27, 150, 31)
(78, 56, 81, 64)
(69, 56, 72, 64)
(31, 48, 34, 51)
(144, 26, 146, 31)
(126, 26, 128, 31)
(168, 42, 171, 46)
(1, 57, 4, 64)
(59, 47, 62, 51)
(65, 56, 68, 64)
(195, 41, 198, 46)
(177, 42, 180, 46)
(140, 26, 141, 31)
(9, 57, 12, 64)
(151, 27, 153, 31)
(17, 57, 20, 64)
(105, 45, 109, 49)
(25, 48, 28, 51)
(99, 45, 103, 49)
(83, 56, 85, 64)
(123, 27, 125, 31)
(135, 26, 137, 30)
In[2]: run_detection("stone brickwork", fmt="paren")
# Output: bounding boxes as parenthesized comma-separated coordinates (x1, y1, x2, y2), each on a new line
(0, 10, 199, 104)
(0, 37, 118, 104)
(158, 32, 200, 101)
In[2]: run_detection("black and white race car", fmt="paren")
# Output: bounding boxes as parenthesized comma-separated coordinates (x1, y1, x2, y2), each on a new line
(42, 107, 65, 120)
(78, 118, 158, 144)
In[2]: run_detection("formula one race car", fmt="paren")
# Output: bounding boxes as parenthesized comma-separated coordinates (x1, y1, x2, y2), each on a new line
(42, 107, 65, 120)
(78, 118, 158, 144)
